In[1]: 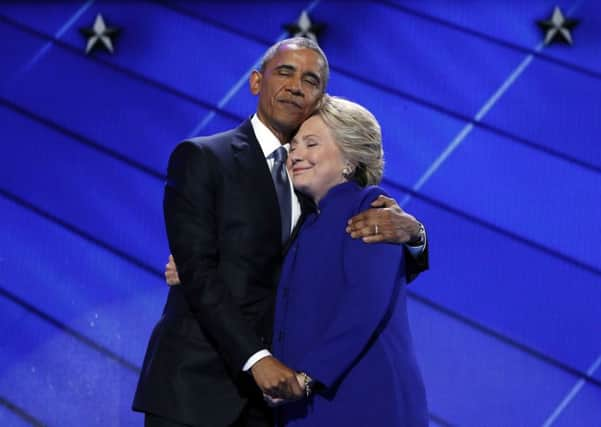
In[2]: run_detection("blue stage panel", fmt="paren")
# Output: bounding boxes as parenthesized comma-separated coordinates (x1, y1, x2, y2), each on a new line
(0, 195, 166, 367)
(483, 57, 601, 170)
(0, 407, 32, 427)
(0, 21, 239, 174)
(0, 22, 47, 82)
(417, 126, 601, 270)
(59, 2, 265, 106)
(0, 297, 143, 426)
(168, 0, 311, 42)
(394, 193, 601, 378)
(328, 72, 467, 186)
(547, 379, 601, 427)
(0, 2, 89, 36)
(408, 298, 587, 426)
(390, 1, 578, 51)
(0, 105, 167, 271)
(1, 2, 266, 106)
(314, 1, 527, 119)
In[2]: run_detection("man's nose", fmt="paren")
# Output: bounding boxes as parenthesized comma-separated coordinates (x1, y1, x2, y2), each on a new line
(286, 76, 303, 96)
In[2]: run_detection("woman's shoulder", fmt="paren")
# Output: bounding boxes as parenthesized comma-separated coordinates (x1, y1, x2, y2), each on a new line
(350, 184, 390, 214)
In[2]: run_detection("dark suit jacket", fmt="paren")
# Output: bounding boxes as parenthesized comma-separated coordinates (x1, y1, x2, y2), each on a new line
(132, 119, 428, 426)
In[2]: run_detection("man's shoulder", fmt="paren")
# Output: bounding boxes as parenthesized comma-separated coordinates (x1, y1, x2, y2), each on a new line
(183, 127, 237, 151)
(177, 119, 253, 156)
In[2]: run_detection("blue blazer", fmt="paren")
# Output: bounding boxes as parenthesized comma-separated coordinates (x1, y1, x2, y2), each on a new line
(273, 182, 428, 426)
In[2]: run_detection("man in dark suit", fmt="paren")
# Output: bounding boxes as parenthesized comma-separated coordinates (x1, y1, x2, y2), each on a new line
(133, 37, 428, 427)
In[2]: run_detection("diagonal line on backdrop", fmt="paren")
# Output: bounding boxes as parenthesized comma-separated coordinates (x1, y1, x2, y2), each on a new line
(1, 11, 599, 175)
(0, 394, 45, 427)
(0, 187, 163, 280)
(408, 291, 601, 390)
(18, 0, 95, 76)
(0, 284, 141, 373)
(0, 96, 164, 182)
(185, 0, 321, 137)
(400, 40, 544, 206)
(153, 3, 601, 176)
(2, 96, 599, 279)
(2, 184, 600, 393)
(0, 13, 244, 124)
(376, 0, 601, 82)
(540, 352, 601, 427)
(383, 178, 601, 278)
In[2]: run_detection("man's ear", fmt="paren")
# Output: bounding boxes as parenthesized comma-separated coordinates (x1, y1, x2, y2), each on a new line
(249, 70, 262, 95)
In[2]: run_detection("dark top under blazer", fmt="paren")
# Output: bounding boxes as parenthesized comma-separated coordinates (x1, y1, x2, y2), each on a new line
(132, 119, 429, 426)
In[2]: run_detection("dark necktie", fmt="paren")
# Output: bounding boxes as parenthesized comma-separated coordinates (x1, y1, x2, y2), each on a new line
(270, 146, 292, 244)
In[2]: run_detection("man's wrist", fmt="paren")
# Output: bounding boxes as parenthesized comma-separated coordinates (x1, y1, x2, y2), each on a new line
(406, 222, 425, 246)
(243, 349, 272, 372)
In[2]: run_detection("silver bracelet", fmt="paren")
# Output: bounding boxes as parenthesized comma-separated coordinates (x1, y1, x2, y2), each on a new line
(299, 372, 312, 398)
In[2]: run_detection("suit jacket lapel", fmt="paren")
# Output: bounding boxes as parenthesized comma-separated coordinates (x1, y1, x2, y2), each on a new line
(231, 120, 283, 246)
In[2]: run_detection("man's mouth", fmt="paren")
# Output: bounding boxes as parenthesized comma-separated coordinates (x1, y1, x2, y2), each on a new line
(278, 99, 303, 109)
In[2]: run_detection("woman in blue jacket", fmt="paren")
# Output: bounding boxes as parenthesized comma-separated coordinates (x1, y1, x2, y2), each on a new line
(270, 95, 428, 426)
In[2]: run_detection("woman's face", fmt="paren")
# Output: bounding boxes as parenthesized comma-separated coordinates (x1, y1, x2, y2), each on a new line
(289, 115, 348, 203)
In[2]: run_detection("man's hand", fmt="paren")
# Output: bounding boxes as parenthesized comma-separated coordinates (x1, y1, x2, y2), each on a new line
(165, 254, 181, 286)
(250, 356, 304, 400)
(346, 195, 422, 244)
(263, 371, 309, 407)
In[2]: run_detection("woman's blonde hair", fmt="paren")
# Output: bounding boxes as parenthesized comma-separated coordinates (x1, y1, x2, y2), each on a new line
(315, 95, 384, 186)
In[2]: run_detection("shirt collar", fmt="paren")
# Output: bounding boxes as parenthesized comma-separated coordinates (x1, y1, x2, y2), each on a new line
(251, 114, 288, 158)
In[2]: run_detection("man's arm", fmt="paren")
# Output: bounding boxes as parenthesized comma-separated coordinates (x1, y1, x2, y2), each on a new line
(164, 142, 302, 399)
(164, 142, 261, 371)
(345, 195, 428, 283)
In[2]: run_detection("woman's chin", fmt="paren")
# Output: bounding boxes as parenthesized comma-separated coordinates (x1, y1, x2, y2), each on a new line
(294, 182, 315, 199)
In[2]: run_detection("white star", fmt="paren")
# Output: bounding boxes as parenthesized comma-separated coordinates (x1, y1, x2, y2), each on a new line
(538, 6, 578, 45)
(80, 14, 120, 54)
(283, 11, 325, 43)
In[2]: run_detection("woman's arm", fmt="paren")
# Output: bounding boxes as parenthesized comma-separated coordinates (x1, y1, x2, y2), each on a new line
(298, 190, 405, 390)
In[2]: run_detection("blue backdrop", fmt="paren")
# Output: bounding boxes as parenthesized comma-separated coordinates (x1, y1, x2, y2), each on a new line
(0, 1, 600, 426)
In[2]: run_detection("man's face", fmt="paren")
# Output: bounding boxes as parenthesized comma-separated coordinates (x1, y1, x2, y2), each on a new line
(250, 45, 326, 141)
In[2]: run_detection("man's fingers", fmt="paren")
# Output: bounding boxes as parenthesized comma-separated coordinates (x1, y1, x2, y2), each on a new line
(370, 195, 396, 208)
(263, 394, 285, 407)
(362, 234, 386, 243)
(290, 377, 305, 397)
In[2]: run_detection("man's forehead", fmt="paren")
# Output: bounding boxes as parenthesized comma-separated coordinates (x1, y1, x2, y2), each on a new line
(271, 44, 323, 65)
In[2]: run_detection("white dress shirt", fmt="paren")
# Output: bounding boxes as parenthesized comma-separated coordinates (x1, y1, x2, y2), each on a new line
(242, 114, 300, 372)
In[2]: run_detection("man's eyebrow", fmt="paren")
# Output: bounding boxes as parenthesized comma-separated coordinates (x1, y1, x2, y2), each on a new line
(303, 71, 321, 83)
(274, 65, 321, 82)
(275, 64, 296, 72)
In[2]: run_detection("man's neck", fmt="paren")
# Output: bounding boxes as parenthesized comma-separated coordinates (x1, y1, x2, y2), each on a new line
(255, 113, 293, 145)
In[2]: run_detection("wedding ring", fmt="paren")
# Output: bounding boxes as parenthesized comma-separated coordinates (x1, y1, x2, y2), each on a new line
(374, 224, 379, 235)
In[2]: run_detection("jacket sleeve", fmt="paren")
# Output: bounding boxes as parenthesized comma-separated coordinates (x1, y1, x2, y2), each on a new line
(404, 237, 429, 284)
(163, 141, 263, 374)
(298, 190, 405, 390)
